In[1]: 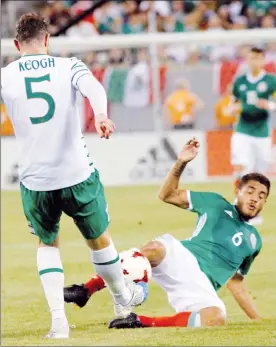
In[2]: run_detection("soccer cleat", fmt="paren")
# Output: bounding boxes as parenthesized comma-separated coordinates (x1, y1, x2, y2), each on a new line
(64, 284, 91, 308)
(109, 313, 144, 329)
(114, 281, 148, 318)
(45, 324, 70, 339)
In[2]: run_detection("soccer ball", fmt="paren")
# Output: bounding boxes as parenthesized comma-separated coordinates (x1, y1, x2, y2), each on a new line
(120, 248, 152, 284)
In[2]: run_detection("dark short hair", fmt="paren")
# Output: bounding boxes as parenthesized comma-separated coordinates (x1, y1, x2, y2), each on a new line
(239, 173, 271, 196)
(250, 46, 265, 55)
(15, 13, 49, 43)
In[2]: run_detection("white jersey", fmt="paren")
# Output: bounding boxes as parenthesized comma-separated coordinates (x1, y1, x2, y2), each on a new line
(1, 54, 94, 191)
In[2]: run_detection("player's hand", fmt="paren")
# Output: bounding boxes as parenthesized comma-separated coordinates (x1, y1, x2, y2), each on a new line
(95, 118, 116, 139)
(255, 99, 270, 110)
(226, 102, 241, 116)
(178, 137, 200, 164)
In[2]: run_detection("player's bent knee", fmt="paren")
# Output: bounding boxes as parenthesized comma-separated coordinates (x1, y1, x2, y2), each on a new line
(200, 306, 226, 327)
(140, 241, 166, 268)
(38, 239, 58, 247)
(86, 229, 111, 250)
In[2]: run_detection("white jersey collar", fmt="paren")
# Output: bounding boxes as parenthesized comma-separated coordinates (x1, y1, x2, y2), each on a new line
(246, 70, 266, 84)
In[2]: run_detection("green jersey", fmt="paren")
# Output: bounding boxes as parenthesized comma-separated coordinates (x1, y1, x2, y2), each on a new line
(248, 1, 276, 16)
(233, 72, 276, 138)
(182, 191, 262, 291)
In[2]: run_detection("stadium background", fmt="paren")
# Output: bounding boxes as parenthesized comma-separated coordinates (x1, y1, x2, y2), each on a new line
(1, 1, 276, 346)
(1, 0, 276, 187)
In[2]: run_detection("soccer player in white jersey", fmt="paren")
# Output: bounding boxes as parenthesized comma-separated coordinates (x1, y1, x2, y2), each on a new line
(1, 13, 147, 339)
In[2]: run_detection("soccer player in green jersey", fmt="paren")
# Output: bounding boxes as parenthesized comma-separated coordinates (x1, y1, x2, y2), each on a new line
(64, 138, 270, 329)
(231, 47, 276, 224)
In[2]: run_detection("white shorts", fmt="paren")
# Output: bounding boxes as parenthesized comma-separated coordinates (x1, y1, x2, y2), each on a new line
(231, 132, 272, 174)
(151, 234, 226, 315)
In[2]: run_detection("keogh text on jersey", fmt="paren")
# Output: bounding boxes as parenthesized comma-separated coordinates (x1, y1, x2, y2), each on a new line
(19, 57, 55, 72)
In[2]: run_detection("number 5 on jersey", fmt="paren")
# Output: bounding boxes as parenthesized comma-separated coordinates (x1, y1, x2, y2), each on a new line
(24, 74, 55, 124)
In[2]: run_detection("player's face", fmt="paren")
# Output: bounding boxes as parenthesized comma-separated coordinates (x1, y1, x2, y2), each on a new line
(235, 180, 268, 220)
(247, 52, 265, 72)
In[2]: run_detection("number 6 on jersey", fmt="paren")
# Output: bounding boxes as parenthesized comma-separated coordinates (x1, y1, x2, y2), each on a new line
(232, 232, 243, 247)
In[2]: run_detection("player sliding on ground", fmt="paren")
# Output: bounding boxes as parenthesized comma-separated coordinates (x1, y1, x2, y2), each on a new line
(1, 13, 146, 339)
(230, 47, 276, 225)
(64, 138, 271, 329)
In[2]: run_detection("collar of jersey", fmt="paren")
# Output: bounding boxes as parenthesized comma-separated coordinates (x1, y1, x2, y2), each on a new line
(246, 70, 266, 84)
(232, 205, 252, 225)
(21, 54, 48, 57)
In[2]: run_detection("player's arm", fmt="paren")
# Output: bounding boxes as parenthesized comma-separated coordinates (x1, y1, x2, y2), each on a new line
(71, 59, 115, 138)
(227, 272, 261, 320)
(228, 79, 242, 113)
(158, 138, 199, 209)
(227, 248, 262, 320)
(256, 76, 276, 111)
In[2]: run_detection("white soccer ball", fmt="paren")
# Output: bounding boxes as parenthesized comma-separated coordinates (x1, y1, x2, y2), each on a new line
(120, 248, 152, 284)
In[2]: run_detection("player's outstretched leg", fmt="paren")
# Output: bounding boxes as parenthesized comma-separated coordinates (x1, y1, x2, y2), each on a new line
(37, 237, 69, 339)
(110, 239, 226, 329)
(64, 238, 166, 308)
(64, 275, 106, 308)
(86, 230, 147, 317)
(109, 307, 225, 329)
(65, 170, 148, 317)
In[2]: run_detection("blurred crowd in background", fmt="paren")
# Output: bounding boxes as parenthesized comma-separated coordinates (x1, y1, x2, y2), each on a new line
(2, 0, 276, 66)
(1, 0, 276, 134)
(33, 0, 276, 35)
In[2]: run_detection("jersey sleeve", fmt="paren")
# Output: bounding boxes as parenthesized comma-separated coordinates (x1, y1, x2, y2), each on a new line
(70, 57, 92, 92)
(272, 76, 276, 98)
(238, 251, 259, 276)
(187, 191, 226, 214)
(232, 78, 240, 100)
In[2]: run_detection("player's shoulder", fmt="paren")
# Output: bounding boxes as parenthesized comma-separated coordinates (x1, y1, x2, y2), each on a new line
(217, 195, 235, 210)
(233, 74, 246, 84)
(190, 191, 228, 206)
(211, 192, 228, 202)
(2, 58, 19, 72)
(1, 59, 20, 85)
(69, 56, 88, 69)
(47, 55, 74, 66)
(265, 73, 276, 82)
(265, 72, 276, 77)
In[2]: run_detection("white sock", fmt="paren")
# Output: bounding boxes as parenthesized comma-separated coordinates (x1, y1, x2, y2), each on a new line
(91, 242, 131, 305)
(188, 312, 201, 328)
(37, 247, 67, 329)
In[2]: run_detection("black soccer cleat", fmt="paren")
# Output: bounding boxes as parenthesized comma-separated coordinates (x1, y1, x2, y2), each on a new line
(64, 284, 91, 308)
(109, 313, 145, 329)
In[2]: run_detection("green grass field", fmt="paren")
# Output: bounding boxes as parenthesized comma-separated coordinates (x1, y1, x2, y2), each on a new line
(2, 182, 276, 346)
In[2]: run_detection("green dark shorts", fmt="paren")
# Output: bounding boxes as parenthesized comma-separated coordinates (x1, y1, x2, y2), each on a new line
(20, 170, 110, 245)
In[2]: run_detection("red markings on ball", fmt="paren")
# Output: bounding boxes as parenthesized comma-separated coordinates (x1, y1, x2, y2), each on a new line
(134, 270, 148, 283)
(132, 251, 144, 258)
